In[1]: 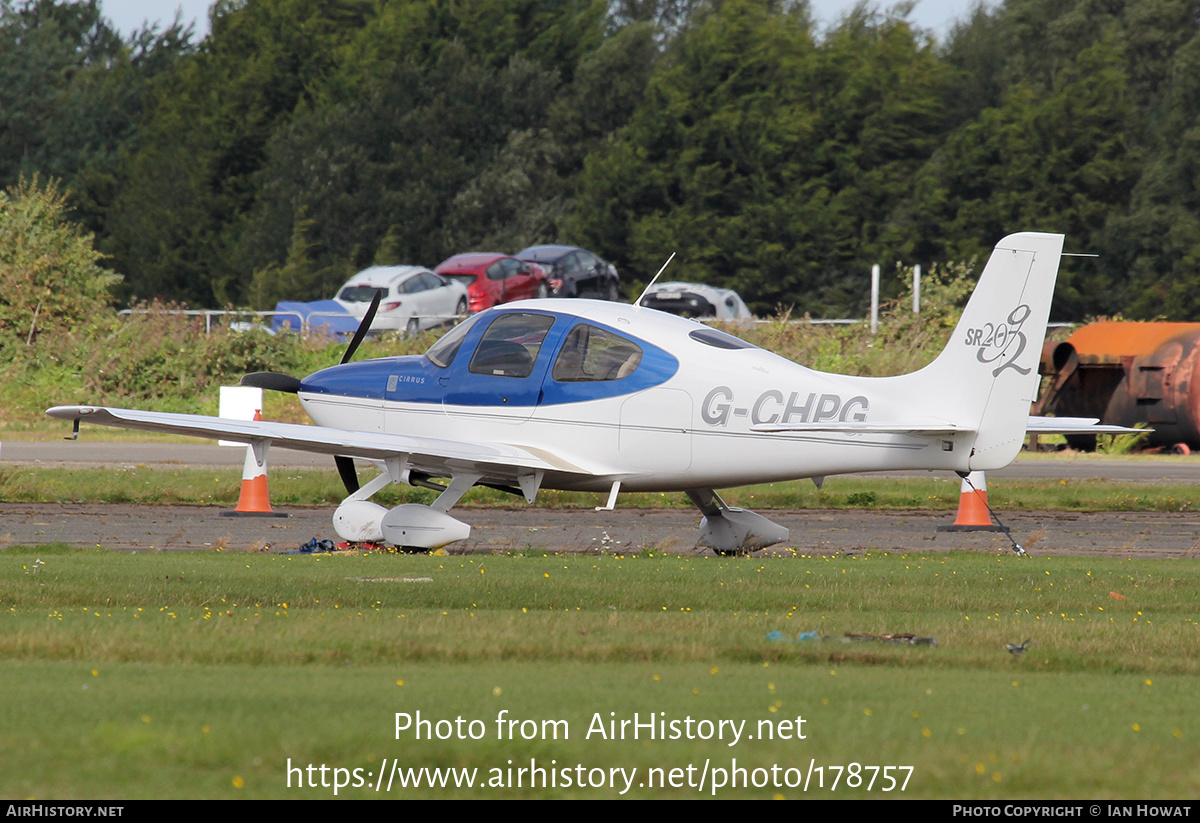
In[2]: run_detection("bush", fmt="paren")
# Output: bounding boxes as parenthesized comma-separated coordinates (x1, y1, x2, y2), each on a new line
(720, 260, 978, 376)
(0, 177, 120, 346)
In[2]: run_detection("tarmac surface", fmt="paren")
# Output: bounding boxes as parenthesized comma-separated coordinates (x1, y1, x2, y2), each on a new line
(2, 503, 1197, 558)
(4, 441, 1200, 558)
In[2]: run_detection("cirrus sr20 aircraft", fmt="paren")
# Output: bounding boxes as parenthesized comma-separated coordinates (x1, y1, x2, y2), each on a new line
(50, 232, 1085, 554)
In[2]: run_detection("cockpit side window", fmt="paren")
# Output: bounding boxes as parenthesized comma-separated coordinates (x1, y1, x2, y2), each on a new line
(468, 313, 555, 378)
(425, 313, 483, 368)
(552, 324, 643, 382)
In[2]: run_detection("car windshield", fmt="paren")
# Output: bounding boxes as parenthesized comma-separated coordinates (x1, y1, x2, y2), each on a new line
(339, 285, 387, 303)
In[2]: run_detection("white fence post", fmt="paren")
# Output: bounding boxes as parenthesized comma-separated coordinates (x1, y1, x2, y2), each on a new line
(870, 264, 880, 334)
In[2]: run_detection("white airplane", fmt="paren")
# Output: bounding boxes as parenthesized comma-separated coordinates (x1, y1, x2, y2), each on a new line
(49, 232, 1090, 554)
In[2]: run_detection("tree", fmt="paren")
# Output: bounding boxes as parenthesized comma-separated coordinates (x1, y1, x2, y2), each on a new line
(569, 0, 953, 315)
(896, 33, 1139, 319)
(103, 0, 372, 304)
(240, 45, 566, 307)
(0, 0, 193, 234)
(0, 177, 119, 346)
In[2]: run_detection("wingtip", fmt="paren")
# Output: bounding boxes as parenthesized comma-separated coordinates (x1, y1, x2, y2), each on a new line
(45, 405, 92, 420)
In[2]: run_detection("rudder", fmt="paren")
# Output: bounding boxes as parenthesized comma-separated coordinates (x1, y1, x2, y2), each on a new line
(916, 232, 1065, 470)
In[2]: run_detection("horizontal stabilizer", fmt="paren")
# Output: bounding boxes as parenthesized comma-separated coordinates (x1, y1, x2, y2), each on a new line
(1026, 416, 1148, 435)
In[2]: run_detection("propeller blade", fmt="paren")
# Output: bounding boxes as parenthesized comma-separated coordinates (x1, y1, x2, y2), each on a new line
(241, 372, 302, 393)
(335, 455, 360, 494)
(341, 290, 383, 365)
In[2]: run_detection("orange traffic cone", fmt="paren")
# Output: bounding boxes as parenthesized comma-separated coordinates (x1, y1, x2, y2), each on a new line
(222, 410, 287, 518)
(937, 471, 1002, 532)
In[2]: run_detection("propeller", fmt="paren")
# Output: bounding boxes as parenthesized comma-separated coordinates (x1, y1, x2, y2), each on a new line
(241, 371, 302, 393)
(241, 291, 384, 495)
(335, 455, 360, 494)
(330, 290, 382, 494)
(340, 289, 382, 365)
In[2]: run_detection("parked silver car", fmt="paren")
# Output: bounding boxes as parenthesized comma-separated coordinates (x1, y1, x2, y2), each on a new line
(335, 266, 468, 334)
(638, 282, 752, 320)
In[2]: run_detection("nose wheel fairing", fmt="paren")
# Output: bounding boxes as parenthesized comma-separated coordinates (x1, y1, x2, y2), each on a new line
(331, 463, 483, 551)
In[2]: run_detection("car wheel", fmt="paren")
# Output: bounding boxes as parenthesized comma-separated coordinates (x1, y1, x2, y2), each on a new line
(604, 279, 620, 302)
(406, 317, 420, 338)
(456, 298, 468, 320)
(536, 281, 549, 299)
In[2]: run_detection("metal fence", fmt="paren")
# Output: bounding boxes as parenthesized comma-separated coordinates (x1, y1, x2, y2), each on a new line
(117, 308, 463, 336)
(118, 307, 1072, 336)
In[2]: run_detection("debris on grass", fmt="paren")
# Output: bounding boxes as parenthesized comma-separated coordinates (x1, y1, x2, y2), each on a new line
(767, 630, 937, 646)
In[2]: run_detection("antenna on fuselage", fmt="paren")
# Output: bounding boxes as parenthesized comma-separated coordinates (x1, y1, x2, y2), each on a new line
(633, 252, 676, 311)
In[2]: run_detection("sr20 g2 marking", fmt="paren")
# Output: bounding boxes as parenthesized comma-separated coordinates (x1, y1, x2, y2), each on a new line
(964, 304, 1031, 377)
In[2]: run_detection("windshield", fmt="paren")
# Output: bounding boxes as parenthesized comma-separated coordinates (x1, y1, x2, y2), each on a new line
(425, 313, 484, 368)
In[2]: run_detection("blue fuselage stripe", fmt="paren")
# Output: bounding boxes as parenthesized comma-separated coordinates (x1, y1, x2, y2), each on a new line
(300, 313, 679, 406)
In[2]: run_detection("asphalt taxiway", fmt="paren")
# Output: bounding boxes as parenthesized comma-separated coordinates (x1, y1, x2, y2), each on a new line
(1, 503, 1196, 558)
(4, 442, 1199, 557)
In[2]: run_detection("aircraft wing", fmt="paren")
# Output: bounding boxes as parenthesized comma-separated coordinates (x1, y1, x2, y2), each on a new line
(750, 417, 1146, 436)
(44, 405, 589, 477)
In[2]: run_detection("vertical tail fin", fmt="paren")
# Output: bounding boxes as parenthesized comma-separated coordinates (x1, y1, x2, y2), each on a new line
(918, 232, 1065, 469)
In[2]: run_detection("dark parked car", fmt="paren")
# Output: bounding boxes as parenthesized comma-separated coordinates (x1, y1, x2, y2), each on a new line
(333, 265, 468, 335)
(515, 245, 621, 300)
(435, 253, 549, 313)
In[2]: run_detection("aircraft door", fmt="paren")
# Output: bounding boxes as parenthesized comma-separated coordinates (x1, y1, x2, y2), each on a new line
(442, 312, 558, 424)
(619, 388, 693, 472)
(543, 321, 692, 472)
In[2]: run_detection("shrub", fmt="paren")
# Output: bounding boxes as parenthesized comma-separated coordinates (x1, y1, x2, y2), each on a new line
(0, 177, 120, 347)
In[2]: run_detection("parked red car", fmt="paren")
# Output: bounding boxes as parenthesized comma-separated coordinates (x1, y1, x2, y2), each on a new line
(434, 253, 549, 313)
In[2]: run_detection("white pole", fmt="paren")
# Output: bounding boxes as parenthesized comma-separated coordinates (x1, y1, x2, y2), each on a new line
(870, 264, 880, 334)
(913, 264, 921, 313)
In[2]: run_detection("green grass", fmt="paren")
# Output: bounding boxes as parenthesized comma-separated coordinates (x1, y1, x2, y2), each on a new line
(3, 463, 1199, 512)
(1, 547, 1197, 798)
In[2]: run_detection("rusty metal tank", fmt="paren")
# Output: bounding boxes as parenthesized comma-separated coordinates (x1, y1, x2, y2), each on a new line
(1036, 322, 1200, 451)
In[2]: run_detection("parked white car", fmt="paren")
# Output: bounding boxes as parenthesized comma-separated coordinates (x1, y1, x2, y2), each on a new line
(638, 282, 752, 320)
(335, 266, 469, 334)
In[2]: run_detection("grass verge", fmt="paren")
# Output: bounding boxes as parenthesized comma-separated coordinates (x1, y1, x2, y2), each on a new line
(1, 547, 1196, 798)
(3, 463, 1198, 512)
